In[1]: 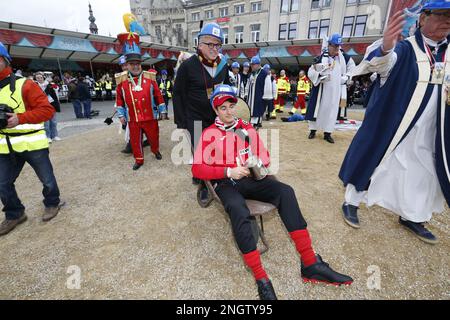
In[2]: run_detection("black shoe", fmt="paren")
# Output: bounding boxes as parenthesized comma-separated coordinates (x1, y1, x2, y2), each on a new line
(288, 112, 294, 115)
(265, 114, 270, 121)
(256, 279, 277, 300)
(276, 109, 283, 113)
(342, 203, 360, 229)
(399, 218, 438, 244)
(192, 177, 201, 185)
(281, 117, 289, 122)
(121, 142, 132, 154)
(133, 163, 142, 171)
(308, 130, 316, 139)
(155, 152, 162, 160)
(301, 255, 353, 286)
(199, 185, 209, 202)
(324, 133, 334, 144)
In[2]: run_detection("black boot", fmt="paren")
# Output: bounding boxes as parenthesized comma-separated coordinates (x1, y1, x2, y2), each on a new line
(155, 152, 162, 160)
(256, 279, 277, 300)
(301, 255, 353, 286)
(132, 163, 142, 171)
(308, 130, 316, 139)
(324, 133, 334, 144)
(192, 177, 201, 185)
(121, 142, 132, 154)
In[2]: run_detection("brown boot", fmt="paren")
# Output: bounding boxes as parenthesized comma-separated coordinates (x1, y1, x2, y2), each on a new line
(42, 201, 65, 222)
(0, 214, 28, 236)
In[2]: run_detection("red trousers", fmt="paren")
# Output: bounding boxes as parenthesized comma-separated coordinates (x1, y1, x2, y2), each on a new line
(129, 120, 159, 164)
(295, 94, 307, 110)
(274, 95, 285, 108)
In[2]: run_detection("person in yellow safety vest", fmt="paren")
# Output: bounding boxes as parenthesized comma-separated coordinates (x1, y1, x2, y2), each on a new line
(290, 70, 311, 115)
(105, 79, 113, 100)
(271, 69, 290, 118)
(94, 80, 102, 100)
(0, 41, 65, 236)
(158, 69, 172, 120)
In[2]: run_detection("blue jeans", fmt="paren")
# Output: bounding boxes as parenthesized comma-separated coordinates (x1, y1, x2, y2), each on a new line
(0, 149, 60, 220)
(44, 113, 58, 139)
(81, 100, 92, 118)
(72, 100, 83, 118)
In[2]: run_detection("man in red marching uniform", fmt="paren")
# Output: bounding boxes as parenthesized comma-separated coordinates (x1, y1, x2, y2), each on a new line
(115, 33, 165, 170)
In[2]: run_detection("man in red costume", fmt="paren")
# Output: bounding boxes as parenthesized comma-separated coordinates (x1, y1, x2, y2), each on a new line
(115, 33, 165, 170)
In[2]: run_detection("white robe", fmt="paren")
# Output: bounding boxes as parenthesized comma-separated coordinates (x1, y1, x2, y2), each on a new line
(308, 54, 349, 133)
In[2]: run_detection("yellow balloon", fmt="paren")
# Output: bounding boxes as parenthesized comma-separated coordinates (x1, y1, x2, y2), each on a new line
(123, 13, 137, 32)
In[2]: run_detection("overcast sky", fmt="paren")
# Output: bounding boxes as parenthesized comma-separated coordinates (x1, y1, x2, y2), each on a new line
(0, 0, 131, 37)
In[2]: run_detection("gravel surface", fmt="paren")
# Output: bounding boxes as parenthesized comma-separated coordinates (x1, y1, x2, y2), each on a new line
(0, 111, 448, 300)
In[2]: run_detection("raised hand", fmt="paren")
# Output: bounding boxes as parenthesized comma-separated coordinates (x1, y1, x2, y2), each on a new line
(382, 10, 406, 53)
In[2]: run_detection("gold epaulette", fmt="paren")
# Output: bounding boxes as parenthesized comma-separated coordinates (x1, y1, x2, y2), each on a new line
(114, 71, 128, 85)
(142, 70, 156, 81)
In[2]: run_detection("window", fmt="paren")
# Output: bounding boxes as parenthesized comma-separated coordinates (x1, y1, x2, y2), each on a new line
(354, 15, 367, 36)
(222, 28, 229, 44)
(280, 0, 289, 13)
(193, 32, 199, 47)
(279, 23, 287, 40)
(205, 9, 214, 19)
(219, 7, 228, 17)
(308, 20, 319, 39)
(251, 24, 261, 42)
(342, 16, 354, 37)
(251, 2, 262, 12)
(312, 0, 332, 9)
(319, 19, 330, 37)
(290, 0, 299, 11)
(288, 22, 297, 40)
(192, 12, 200, 21)
(235, 26, 244, 43)
(347, 0, 370, 4)
(155, 25, 162, 42)
(235, 4, 245, 15)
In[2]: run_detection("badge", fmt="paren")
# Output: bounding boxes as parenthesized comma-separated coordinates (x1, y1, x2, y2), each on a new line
(431, 62, 445, 85)
(238, 147, 251, 166)
(206, 88, 213, 99)
(445, 75, 450, 105)
(134, 85, 142, 92)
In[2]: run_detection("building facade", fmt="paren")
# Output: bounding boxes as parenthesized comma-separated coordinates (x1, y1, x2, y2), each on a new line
(130, 0, 188, 47)
(268, 0, 390, 42)
(130, 0, 391, 49)
(184, 0, 271, 49)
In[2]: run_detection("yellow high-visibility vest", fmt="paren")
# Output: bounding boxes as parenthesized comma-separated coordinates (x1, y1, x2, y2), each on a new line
(159, 80, 172, 98)
(0, 78, 48, 154)
(105, 81, 112, 90)
(297, 76, 310, 95)
(276, 77, 289, 94)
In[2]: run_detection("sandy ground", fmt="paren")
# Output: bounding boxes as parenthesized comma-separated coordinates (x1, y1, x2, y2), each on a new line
(0, 111, 448, 300)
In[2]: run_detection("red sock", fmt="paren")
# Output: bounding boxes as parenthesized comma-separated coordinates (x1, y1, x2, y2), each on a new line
(289, 229, 317, 267)
(242, 250, 268, 281)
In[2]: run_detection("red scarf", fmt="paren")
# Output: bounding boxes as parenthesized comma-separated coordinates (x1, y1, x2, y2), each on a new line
(0, 67, 12, 81)
(198, 51, 221, 68)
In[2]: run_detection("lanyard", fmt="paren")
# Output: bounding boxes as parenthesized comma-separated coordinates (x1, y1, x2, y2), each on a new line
(424, 41, 446, 70)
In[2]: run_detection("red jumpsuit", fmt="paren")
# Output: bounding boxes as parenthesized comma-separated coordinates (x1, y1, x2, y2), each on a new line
(116, 73, 165, 165)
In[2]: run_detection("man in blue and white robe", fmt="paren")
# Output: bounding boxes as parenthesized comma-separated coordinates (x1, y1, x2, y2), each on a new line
(340, 5, 450, 244)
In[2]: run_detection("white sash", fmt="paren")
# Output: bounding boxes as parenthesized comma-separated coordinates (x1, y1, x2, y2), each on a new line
(379, 36, 450, 165)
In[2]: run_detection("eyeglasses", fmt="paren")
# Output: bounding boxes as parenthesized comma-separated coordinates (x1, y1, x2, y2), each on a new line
(429, 11, 450, 19)
(201, 42, 222, 50)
